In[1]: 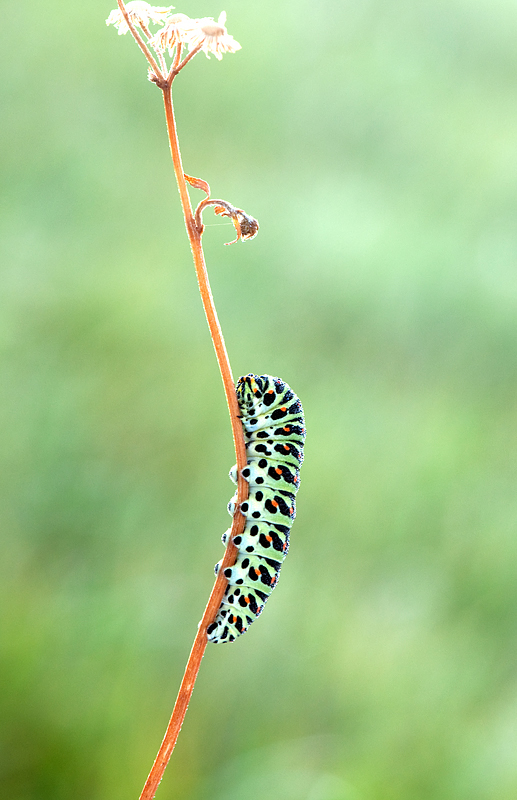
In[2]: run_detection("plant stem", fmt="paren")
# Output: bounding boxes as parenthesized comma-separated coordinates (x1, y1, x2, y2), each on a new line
(116, 0, 163, 79)
(138, 84, 249, 800)
(172, 42, 204, 76)
(171, 42, 183, 72)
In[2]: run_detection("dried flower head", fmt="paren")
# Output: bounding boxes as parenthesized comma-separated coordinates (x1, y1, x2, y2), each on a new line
(189, 11, 241, 60)
(149, 13, 198, 53)
(106, 2, 174, 35)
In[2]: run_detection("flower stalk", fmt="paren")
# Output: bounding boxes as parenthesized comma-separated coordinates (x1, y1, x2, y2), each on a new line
(108, 3, 255, 797)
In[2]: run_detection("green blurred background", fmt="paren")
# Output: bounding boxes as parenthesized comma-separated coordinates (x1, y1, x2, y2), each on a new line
(2, 0, 517, 797)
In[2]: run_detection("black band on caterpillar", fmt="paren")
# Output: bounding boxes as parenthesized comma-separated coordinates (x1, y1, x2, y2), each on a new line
(207, 374, 305, 644)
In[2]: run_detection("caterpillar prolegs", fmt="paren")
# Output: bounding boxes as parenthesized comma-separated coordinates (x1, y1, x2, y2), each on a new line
(207, 374, 305, 644)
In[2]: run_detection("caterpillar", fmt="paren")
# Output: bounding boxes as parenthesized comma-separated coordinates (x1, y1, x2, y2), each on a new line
(207, 374, 305, 644)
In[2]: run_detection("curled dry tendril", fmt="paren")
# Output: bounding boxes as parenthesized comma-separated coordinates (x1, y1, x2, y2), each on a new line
(184, 173, 259, 245)
(196, 199, 259, 244)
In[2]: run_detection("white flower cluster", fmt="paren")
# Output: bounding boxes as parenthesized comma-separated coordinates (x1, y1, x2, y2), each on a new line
(106, 2, 241, 60)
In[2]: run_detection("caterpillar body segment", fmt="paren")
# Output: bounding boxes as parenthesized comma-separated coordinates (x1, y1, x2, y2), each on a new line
(221, 521, 290, 560)
(229, 459, 300, 495)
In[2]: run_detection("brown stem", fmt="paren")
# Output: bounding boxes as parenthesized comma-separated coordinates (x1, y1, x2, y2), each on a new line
(140, 22, 168, 76)
(170, 41, 183, 74)
(116, 0, 164, 79)
(171, 42, 204, 78)
(138, 85, 249, 800)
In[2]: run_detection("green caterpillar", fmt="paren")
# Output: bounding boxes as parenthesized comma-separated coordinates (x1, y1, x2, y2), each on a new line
(207, 374, 305, 644)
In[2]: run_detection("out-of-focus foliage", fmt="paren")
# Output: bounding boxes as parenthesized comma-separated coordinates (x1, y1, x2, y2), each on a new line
(2, 1, 517, 798)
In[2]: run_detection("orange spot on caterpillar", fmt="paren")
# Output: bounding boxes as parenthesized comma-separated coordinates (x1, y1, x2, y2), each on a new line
(254, 568, 260, 576)
(266, 535, 273, 542)
(272, 500, 279, 508)
(244, 596, 250, 604)
(275, 467, 282, 474)
(283, 444, 289, 451)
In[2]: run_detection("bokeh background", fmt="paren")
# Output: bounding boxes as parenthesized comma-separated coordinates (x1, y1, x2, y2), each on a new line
(2, 0, 517, 797)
